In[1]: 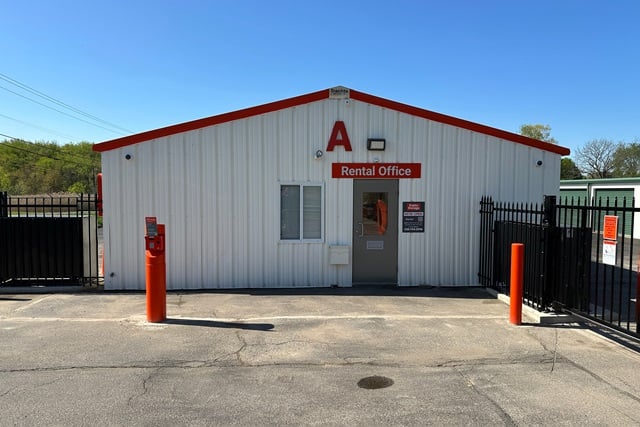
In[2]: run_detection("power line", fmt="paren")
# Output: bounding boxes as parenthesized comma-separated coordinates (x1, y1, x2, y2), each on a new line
(0, 84, 127, 136)
(0, 112, 79, 142)
(0, 131, 97, 163)
(0, 72, 133, 134)
(0, 134, 96, 168)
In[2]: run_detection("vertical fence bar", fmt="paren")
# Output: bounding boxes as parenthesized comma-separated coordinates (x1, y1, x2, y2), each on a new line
(593, 196, 601, 319)
(628, 198, 636, 332)
(479, 197, 487, 286)
(617, 197, 626, 328)
(608, 197, 615, 323)
(0, 191, 7, 218)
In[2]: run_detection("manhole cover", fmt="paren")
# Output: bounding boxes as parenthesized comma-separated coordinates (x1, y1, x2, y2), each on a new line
(357, 375, 394, 389)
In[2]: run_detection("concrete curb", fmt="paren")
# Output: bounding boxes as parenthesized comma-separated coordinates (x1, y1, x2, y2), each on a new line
(0, 285, 94, 294)
(484, 287, 577, 325)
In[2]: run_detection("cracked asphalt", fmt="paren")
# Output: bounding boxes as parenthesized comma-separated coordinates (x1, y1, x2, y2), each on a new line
(1, 286, 640, 426)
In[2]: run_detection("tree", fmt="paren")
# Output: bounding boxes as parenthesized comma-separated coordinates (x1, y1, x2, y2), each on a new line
(574, 139, 620, 178)
(612, 141, 640, 177)
(0, 139, 100, 194)
(520, 124, 557, 144)
(561, 157, 582, 179)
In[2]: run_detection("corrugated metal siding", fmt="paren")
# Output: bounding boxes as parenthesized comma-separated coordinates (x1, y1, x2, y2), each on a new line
(101, 97, 561, 290)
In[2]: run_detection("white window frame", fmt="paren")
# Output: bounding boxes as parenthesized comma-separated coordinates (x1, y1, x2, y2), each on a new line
(279, 182, 324, 243)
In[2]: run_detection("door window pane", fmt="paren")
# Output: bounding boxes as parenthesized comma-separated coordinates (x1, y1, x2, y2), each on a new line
(362, 192, 388, 235)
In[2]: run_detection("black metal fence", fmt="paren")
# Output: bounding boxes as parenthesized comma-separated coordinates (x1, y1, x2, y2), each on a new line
(479, 195, 639, 338)
(0, 192, 102, 286)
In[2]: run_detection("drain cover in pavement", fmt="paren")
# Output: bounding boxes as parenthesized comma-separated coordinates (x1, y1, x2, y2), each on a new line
(357, 376, 394, 389)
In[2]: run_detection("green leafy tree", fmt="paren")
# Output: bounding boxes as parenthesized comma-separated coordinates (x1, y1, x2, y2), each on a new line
(520, 124, 557, 144)
(0, 139, 100, 194)
(561, 158, 582, 179)
(612, 142, 640, 177)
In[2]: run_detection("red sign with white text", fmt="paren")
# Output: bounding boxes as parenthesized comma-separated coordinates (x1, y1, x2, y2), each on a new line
(603, 215, 618, 241)
(332, 163, 421, 179)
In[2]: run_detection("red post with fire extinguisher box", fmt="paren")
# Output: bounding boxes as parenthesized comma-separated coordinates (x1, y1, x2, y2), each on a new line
(145, 217, 166, 322)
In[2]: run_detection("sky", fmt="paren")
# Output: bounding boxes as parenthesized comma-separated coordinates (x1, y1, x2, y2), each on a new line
(1, 0, 639, 157)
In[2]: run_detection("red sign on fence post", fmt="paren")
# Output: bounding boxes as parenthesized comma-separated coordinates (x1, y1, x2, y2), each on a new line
(603, 215, 618, 241)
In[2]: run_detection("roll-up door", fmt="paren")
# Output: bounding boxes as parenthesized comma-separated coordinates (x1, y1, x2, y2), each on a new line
(559, 189, 589, 227)
(594, 188, 634, 236)
(559, 189, 588, 205)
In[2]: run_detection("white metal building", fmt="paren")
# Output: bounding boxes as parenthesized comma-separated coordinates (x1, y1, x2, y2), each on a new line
(93, 86, 569, 290)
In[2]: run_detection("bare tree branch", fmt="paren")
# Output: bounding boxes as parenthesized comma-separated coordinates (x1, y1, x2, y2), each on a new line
(575, 139, 620, 178)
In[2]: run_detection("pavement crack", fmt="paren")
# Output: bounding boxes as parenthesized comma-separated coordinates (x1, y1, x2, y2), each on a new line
(434, 355, 554, 368)
(0, 387, 18, 398)
(127, 368, 158, 408)
(456, 368, 516, 426)
(234, 331, 248, 366)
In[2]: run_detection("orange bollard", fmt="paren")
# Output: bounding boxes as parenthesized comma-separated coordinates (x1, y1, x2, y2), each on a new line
(146, 223, 166, 322)
(510, 243, 524, 325)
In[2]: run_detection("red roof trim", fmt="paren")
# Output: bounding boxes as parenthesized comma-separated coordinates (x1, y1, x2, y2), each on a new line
(93, 87, 570, 156)
(93, 89, 328, 152)
(349, 90, 570, 156)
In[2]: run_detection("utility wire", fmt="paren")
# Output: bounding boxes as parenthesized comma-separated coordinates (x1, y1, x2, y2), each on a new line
(0, 84, 127, 136)
(0, 131, 97, 163)
(0, 142, 66, 174)
(0, 134, 95, 168)
(0, 72, 133, 134)
(0, 112, 79, 142)
(0, 140, 93, 168)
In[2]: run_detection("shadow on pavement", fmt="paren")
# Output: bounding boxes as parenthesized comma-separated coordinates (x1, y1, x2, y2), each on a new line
(526, 321, 640, 353)
(171, 285, 495, 299)
(165, 318, 274, 331)
(2, 285, 496, 300)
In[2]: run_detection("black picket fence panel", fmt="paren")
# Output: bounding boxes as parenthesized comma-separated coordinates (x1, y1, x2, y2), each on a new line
(0, 192, 102, 286)
(479, 195, 639, 338)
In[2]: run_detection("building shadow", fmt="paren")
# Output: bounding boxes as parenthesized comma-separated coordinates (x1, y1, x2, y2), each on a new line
(169, 285, 494, 300)
(164, 317, 274, 331)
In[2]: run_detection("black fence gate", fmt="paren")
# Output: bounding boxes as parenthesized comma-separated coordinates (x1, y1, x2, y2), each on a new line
(0, 192, 102, 286)
(479, 195, 639, 338)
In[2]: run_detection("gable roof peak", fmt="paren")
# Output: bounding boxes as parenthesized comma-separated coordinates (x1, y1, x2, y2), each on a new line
(93, 86, 570, 156)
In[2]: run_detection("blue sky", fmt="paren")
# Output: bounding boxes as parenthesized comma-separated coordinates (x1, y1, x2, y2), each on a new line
(1, 0, 639, 156)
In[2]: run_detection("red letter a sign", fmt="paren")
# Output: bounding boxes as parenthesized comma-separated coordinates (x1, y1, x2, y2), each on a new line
(326, 121, 352, 152)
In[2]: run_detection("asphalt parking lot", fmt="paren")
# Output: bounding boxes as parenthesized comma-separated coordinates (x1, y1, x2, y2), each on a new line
(1, 286, 640, 426)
